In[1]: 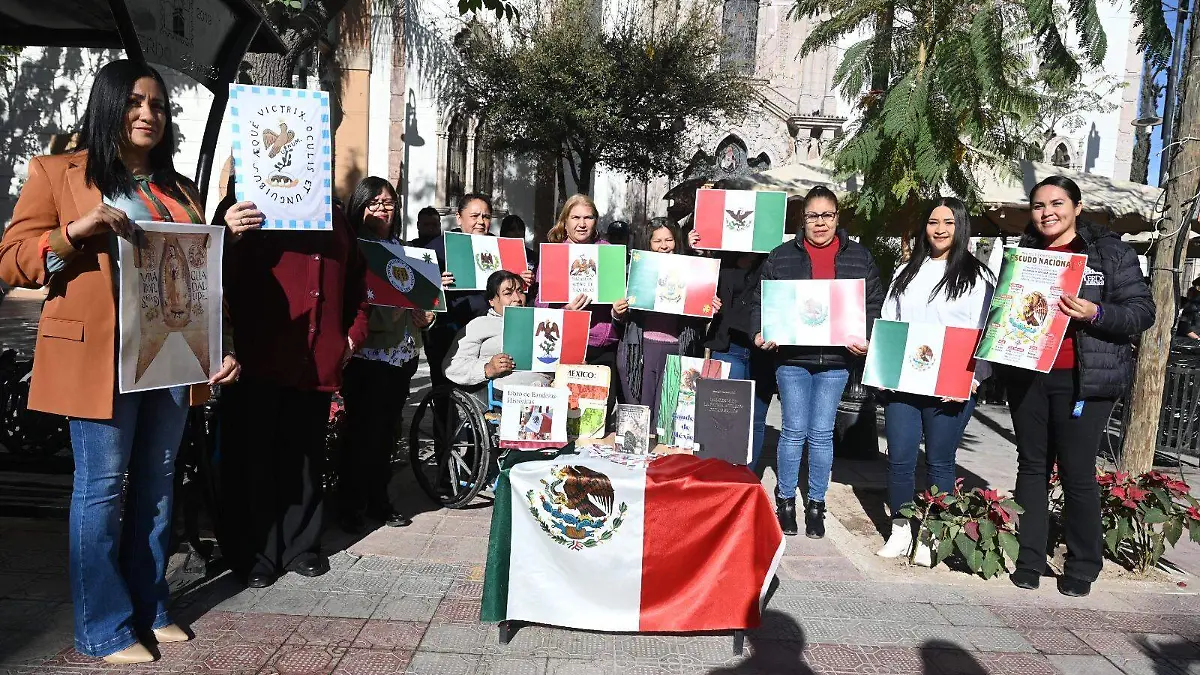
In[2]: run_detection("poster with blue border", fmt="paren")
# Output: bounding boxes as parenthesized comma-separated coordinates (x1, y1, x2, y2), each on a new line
(228, 84, 333, 231)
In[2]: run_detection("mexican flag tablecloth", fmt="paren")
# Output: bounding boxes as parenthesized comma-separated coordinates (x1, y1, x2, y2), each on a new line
(481, 446, 785, 632)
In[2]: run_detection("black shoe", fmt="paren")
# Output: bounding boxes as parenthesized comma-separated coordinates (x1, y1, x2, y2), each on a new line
(776, 497, 798, 536)
(1010, 569, 1041, 590)
(805, 500, 826, 539)
(367, 507, 412, 528)
(246, 573, 276, 589)
(292, 555, 330, 578)
(1058, 576, 1091, 597)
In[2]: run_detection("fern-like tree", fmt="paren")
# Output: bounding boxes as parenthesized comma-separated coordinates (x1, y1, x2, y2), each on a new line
(448, 0, 752, 196)
(789, 0, 1172, 230)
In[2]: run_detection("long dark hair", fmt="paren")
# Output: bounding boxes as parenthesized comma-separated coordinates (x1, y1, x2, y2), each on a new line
(346, 176, 399, 239)
(889, 197, 991, 305)
(486, 270, 524, 301)
(640, 217, 681, 253)
(1029, 175, 1082, 205)
(76, 60, 181, 198)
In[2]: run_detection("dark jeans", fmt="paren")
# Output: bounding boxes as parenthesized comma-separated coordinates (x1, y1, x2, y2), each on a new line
(709, 342, 774, 468)
(883, 392, 976, 514)
(339, 357, 418, 515)
(220, 378, 333, 577)
(1008, 369, 1114, 582)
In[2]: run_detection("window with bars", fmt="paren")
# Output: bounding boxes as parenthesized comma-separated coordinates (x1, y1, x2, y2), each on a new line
(473, 122, 494, 197)
(721, 0, 759, 76)
(446, 113, 469, 205)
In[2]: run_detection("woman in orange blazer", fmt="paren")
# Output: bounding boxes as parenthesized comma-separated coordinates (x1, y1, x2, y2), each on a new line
(0, 61, 239, 664)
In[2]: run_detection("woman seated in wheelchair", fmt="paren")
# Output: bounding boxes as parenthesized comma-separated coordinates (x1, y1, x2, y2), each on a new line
(443, 270, 551, 403)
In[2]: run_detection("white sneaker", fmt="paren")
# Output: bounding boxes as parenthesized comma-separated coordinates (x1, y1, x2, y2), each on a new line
(912, 539, 934, 567)
(876, 519, 914, 558)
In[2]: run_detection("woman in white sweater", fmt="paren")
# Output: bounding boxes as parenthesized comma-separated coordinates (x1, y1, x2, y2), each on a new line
(443, 270, 551, 398)
(876, 197, 995, 564)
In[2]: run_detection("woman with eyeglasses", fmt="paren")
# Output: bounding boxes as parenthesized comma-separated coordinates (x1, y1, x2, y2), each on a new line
(743, 186, 885, 537)
(337, 177, 434, 533)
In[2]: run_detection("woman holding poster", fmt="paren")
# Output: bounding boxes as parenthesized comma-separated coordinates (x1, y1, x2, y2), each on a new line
(744, 186, 885, 538)
(338, 177, 434, 533)
(1006, 176, 1153, 597)
(538, 194, 623, 413)
(612, 219, 717, 434)
(875, 197, 994, 564)
(0, 61, 239, 663)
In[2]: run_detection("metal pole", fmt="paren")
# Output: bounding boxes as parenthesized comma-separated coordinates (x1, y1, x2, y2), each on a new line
(195, 18, 263, 200)
(1159, 0, 1192, 185)
(106, 0, 145, 62)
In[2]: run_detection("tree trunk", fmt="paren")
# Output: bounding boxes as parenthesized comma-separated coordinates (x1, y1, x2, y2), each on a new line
(576, 156, 594, 196)
(870, 3, 894, 90)
(1130, 57, 1159, 184)
(242, 52, 294, 87)
(1122, 15, 1200, 474)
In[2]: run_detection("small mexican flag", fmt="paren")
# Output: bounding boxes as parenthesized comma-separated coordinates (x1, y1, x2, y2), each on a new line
(443, 232, 528, 290)
(626, 250, 720, 318)
(761, 279, 866, 346)
(502, 306, 590, 372)
(538, 243, 627, 304)
(481, 448, 785, 632)
(863, 320, 982, 399)
(358, 240, 446, 311)
(693, 189, 787, 253)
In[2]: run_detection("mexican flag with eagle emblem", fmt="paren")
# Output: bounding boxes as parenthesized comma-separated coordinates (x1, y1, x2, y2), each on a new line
(443, 232, 529, 290)
(358, 240, 446, 311)
(626, 250, 720, 318)
(693, 189, 786, 253)
(481, 447, 786, 632)
(502, 307, 590, 372)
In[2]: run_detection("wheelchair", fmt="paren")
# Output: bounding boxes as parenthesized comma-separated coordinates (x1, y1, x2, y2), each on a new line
(408, 381, 504, 509)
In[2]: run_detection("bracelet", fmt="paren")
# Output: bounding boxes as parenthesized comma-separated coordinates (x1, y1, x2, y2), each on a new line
(1089, 303, 1103, 324)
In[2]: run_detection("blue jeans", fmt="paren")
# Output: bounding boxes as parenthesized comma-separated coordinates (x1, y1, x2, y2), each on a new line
(710, 343, 773, 468)
(68, 386, 189, 656)
(883, 393, 976, 514)
(775, 365, 849, 501)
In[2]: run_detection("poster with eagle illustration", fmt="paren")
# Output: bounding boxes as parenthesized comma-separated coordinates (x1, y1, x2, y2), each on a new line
(975, 247, 1086, 372)
(118, 222, 225, 393)
(499, 386, 570, 449)
(228, 84, 332, 230)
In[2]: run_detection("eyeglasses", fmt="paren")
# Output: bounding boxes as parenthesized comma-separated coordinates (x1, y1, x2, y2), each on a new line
(367, 200, 396, 212)
(804, 212, 837, 223)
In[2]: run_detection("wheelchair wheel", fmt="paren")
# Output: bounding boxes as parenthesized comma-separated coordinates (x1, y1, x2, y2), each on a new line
(408, 386, 493, 509)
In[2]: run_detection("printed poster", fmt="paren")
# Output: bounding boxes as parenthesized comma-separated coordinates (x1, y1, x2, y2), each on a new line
(657, 356, 731, 447)
(553, 365, 611, 440)
(760, 279, 867, 347)
(538, 243, 627, 304)
(499, 386, 571, 449)
(626, 250, 720, 318)
(118, 222, 225, 393)
(229, 84, 332, 230)
(974, 247, 1087, 372)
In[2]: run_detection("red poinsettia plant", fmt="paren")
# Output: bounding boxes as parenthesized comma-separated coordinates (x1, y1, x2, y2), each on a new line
(1050, 468, 1200, 574)
(899, 479, 1023, 580)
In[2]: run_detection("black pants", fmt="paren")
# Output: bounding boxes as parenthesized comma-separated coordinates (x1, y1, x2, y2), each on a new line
(424, 323, 457, 391)
(587, 343, 622, 423)
(1007, 369, 1114, 582)
(338, 357, 418, 515)
(219, 378, 332, 577)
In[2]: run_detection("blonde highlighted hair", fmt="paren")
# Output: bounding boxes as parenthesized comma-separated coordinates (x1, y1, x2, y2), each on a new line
(547, 194, 599, 243)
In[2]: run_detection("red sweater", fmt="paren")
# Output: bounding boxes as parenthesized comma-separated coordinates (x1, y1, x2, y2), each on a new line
(1048, 238, 1086, 370)
(805, 238, 838, 279)
(224, 206, 369, 391)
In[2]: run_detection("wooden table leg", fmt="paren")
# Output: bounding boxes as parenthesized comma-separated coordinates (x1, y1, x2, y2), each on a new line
(499, 620, 522, 644)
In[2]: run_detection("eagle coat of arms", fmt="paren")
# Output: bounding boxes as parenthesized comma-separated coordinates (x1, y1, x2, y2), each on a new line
(525, 465, 627, 550)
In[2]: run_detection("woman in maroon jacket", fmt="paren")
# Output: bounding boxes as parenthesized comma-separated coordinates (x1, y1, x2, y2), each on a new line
(217, 188, 369, 589)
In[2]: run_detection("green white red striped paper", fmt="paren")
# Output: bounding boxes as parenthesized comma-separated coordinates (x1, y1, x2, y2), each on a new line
(657, 356, 730, 446)
(443, 232, 528, 290)
(626, 251, 720, 318)
(359, 240, 446, 311)
(538, 243, 627, 304)
(974, 247, 1087, 372)
(863, 320, 982, 399)
(760, 279, 866, 346)
(501, 306, 590, 372)
(693, 189, 787, 253)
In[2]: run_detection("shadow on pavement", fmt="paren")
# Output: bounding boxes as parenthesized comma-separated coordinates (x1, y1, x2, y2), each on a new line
(709, 609, 813, 675)
(920, 639, 988, 674)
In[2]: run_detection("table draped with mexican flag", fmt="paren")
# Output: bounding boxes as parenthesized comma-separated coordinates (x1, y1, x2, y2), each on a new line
(481, 446, 785, 632)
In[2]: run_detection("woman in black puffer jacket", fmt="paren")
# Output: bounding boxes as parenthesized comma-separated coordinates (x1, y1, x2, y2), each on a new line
(1006, 176, 1154, 598)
